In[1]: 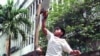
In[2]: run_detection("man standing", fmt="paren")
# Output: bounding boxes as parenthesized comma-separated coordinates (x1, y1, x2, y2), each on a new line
(41, 10, 81, 56)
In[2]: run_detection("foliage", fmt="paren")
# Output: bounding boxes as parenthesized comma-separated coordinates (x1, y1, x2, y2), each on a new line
(0, 0, 31, 40)
(0, 0, 31, 55)
(39, 0, 100, 54)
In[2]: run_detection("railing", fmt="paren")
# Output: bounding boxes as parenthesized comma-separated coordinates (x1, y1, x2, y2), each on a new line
(11, 0, 37, 51)
(10, 0, 64, 54)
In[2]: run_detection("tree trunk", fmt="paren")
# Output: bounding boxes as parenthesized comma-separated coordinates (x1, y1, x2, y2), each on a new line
(6, 36, 11, 56)
(34, 2, 42, 56)
(34, 0, 50, 56)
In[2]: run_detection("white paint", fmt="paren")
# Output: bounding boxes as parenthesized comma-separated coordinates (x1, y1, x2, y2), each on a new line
(22, 0, 33, 9)
(11, 43, 34, 56)
(0, 34, 7, 55)
(0, 0, 7, 5)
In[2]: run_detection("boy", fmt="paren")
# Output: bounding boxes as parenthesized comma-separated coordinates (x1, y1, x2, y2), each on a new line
(37, 10, 81, 56)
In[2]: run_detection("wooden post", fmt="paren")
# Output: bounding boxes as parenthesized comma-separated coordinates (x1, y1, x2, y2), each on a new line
(34, 0, 42, 56)
(34, 0, 50, 56)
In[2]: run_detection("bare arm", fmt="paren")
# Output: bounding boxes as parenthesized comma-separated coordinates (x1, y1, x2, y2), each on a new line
(62, 39, 81, 56)
(42, 10, 48, 35)
(62, 39, 73, 54)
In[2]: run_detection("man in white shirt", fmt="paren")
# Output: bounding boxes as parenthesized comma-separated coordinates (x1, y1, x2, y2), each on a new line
(40, 10, 81, 56)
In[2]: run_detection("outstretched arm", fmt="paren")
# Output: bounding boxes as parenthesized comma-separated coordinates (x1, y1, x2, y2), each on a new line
(42, 10, 48, 35)
(35, 10, 48, 55)
(62, 39, 81, 56)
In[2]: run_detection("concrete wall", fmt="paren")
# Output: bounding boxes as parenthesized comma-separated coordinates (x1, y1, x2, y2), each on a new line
(11, 43, 34, 56)
(0, 0, 35, 55)
(0, 34, 7, 56)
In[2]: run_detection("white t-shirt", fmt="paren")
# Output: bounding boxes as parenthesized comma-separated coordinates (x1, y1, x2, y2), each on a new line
(45, 29, 73, 56)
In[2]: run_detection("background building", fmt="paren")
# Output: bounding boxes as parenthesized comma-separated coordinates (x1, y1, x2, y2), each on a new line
(0, 0, 64, 56)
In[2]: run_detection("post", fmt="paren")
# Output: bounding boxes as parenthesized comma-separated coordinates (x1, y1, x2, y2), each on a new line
(34, 0, 42, 56)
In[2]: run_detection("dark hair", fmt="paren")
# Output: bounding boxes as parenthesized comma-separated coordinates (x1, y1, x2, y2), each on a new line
(55, 26, 65, 38)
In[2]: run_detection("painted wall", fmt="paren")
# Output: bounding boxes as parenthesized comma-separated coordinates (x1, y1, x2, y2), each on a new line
(11, 43, 34, 56)
(0, 34, 7, 56)
(0, 0, 34, 55)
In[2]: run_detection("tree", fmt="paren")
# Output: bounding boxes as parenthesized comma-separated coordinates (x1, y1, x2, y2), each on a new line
(0, 0, 31, 56)
(51, 0, 100, 52)
(39, 0, 100, 55)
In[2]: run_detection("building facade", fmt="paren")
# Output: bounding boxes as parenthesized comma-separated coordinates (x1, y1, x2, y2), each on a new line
(0, 0, 64, 56)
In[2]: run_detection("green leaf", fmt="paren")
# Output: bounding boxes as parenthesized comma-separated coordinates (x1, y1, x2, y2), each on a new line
(18, 29, 26, 41)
